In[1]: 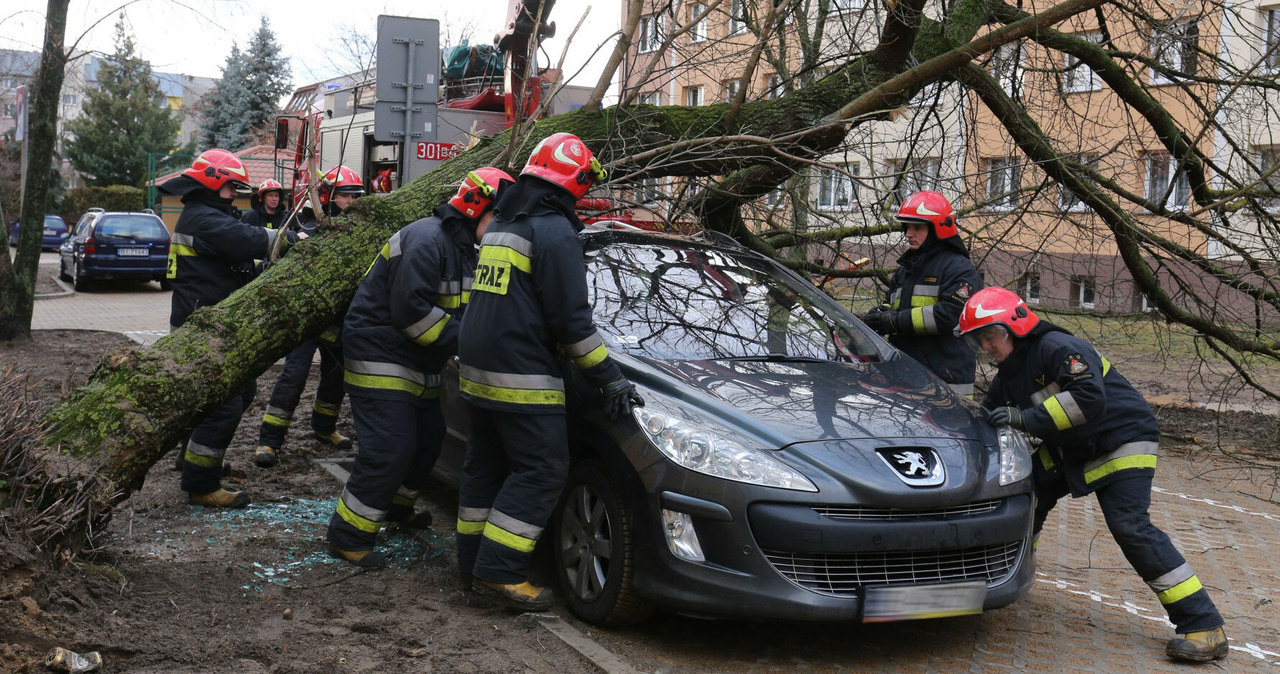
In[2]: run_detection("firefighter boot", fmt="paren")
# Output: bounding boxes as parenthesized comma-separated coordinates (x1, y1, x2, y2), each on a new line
(188, 488, 250, 508)
(1166, 626, 1228, 662)
(387, 506, 433, 530)
(329, 546, 387, 569)
(478, 580, 554, 612)
(314, 429, 353, 450)
(253, 445, 278, 468)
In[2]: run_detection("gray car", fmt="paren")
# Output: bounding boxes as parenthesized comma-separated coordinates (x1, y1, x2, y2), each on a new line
(434, 225, 1036, 627)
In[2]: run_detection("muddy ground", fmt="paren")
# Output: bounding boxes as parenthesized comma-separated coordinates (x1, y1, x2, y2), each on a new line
(0, 327, 599, 674)
(2, 285, 1279, 672)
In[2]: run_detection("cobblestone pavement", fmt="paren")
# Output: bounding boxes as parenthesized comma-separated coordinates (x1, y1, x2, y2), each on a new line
(26, 252, 1280, 671)
(591, 442, 1280, 672)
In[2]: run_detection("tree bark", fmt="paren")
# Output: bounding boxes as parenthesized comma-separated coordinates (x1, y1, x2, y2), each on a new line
(0, 0, 70, 341)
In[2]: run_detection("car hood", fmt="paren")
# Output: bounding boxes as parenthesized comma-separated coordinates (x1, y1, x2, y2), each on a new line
(629, 356, 984, 448)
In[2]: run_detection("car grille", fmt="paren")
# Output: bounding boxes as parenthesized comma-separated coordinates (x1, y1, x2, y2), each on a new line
(811, 499, 1003, 521)
(763, 541, 1022, 597)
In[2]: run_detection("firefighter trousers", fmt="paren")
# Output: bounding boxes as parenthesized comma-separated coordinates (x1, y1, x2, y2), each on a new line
(258, 338, 344, 448)
(1035, 472, 1224, 633)
(181, 381, 257, 494)
(456, 406, 569, 585)
(325, 393, 444, 551)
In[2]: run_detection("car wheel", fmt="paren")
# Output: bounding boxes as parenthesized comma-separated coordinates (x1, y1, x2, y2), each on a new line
(553, 462, 653, 627)
(72, 259, 89, 292)
(59, 258, 72, 282)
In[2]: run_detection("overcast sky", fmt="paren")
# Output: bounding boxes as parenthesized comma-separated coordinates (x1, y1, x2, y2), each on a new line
(1, 0, 618, 92)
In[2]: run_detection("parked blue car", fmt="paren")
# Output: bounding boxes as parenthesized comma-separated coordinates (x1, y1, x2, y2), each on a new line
(8, 215, 68, 250)
(58, 209, 171, 291)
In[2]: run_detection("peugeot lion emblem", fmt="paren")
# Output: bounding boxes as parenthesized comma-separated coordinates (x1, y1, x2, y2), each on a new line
(875, 447, 945, 486)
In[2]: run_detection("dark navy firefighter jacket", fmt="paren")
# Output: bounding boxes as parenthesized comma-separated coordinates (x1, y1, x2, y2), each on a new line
(457, 177, 623, 413)
(162, 176, 282, 328)
(342, 204, 479, 405)
(883, 239, 984, 388)
(981, 321, 1161, 496)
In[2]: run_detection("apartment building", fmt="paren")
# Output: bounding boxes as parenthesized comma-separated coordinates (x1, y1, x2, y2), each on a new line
(1, 49, 214, 187)
(619, 0, 1278, 318)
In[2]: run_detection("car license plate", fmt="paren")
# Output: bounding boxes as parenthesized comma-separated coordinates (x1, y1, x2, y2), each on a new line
(43, 228, 55, 235)
(862, 581, 986, 622)
(118, 248, 149, 257)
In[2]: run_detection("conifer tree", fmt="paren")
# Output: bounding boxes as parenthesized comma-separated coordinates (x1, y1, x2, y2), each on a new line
(63, 17, 180, 187)
(199, 17, 291, 150)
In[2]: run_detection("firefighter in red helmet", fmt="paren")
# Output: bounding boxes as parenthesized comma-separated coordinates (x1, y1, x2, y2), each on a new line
(861, 190, 984, 396)
(957, 287, 1227, 663)
(326, 167, 514, 567)
(454, 134, 642, 610)
(253, 165, 366, 468)
(243, 179, 288, 229)
(160, 149, 298, 507)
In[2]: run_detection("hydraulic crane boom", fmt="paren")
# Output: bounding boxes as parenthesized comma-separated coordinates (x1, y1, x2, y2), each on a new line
(494, 0, 557, 128)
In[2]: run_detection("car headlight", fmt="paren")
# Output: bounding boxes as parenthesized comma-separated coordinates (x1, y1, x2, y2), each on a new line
(996, 425, 1033, 486)
(634, 408, 818, 492)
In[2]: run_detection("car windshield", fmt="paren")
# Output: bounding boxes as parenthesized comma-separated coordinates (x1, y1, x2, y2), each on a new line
(98, 215, 167, 240)
(585, 239, 886, 362)
(44, 216, 65, 229)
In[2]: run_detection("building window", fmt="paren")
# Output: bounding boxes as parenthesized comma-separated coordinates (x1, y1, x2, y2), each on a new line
(1059, 154, 1099, 211)
(1266, 10, 1280, 71)
(1024, 272, 1042, 304)
(764, 187, 784, 206)
(637, 90, 661, 106)
(1256, 147, 1280, 210)
(1151, 19, 1198, 82)
(984, 157, 1021, 210)
(887, 157, 942, 206)
(690, 3, 708, 42)
(639, 177, 663, 205)
(992, 42, 1022, 97)
(638, 13, 666, 53)
(817, 165, 858, 210)
(730, 0, 749, 35)
(1070, 276, 1096, 309)
(722, 79, 740, 103)
(832, 0, 866, 13)
(1062, 32, 1103, 93)
(2, 103, 14, 116)
(1145, 151, 1191, 210)
(2, 78, 19, 89)
(766, 74, 784, 99)
(62, 94, 78, 105)
(685, 85, 703, 106)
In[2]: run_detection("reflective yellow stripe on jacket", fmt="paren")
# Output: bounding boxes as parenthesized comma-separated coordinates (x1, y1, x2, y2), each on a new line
(458, 364, 565, 406)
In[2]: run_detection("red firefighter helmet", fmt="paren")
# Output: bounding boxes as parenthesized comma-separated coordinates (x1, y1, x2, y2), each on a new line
(256, 179, 285, 197)
(449, 167, 514, 219)
(895, 190, 958, 240)
(183, 149, 251, 193)
(520, 132, 607, 200)
(956, 287, 1040, 338)
(319, 165, 365, 205)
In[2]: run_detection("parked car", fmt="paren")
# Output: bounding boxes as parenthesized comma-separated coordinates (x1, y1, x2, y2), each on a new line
(59, 209, 171, 291)
(8, 215, 68, 250)
(434, 225, 1037, 627)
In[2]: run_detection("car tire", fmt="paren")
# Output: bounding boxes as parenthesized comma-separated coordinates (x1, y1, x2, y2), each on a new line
(72, 259, 89, 292)
(553, 462, 653, 627)
(59, 258, 72, 282)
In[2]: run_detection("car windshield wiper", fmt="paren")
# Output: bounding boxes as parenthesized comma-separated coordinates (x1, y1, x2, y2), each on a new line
(708, 353, 832, 363)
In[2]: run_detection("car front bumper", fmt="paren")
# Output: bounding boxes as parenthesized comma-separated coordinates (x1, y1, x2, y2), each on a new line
(631, 476, 1035, 622)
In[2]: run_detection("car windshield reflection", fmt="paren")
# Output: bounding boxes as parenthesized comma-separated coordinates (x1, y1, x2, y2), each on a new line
(585, 240, 885, 363)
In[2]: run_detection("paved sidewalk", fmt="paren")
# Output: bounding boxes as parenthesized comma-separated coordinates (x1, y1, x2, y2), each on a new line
(30, 255, 171, 345)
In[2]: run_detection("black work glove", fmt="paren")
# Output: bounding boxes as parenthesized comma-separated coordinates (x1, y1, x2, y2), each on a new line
(602, 377, 645, 421)
(861, 308, 896, 335)
(986, 406, 1024, 429)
